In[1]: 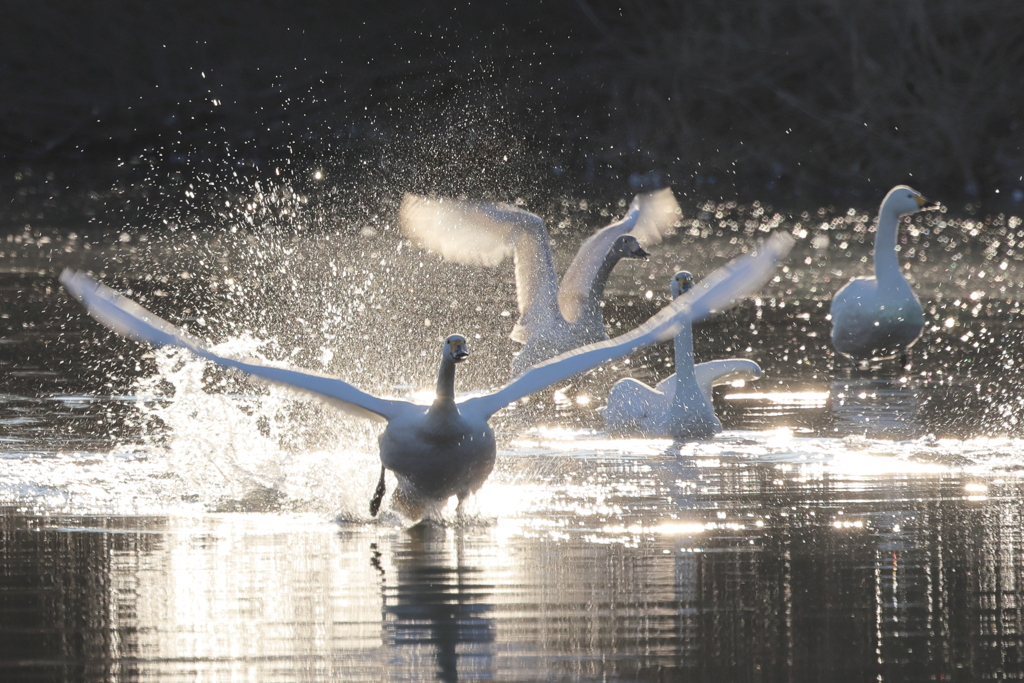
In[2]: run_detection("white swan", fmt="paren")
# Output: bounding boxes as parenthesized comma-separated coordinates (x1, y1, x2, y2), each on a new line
(59, 232, 789, 519)
(603, 271, 763, 439)
(399, 188, 681, 375)
(830, 185, 936, 361)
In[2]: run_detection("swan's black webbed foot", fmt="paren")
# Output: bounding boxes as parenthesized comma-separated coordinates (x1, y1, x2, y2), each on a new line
(369, 465, 387, 516)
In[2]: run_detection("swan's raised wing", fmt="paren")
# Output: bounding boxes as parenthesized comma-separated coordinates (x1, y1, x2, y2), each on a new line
(693, 359, 762, 403)
(558, 188, 681, 323)
(399, 194, 519, 267)
(461, 232, 793, 419)
(60, 270, 409, 423)
(399, 194, 560, 341)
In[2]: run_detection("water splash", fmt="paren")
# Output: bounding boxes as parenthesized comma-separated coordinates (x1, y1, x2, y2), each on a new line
(130, 341, 383, 515)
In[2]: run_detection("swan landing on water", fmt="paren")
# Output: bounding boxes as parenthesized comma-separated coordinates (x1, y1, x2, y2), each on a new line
(399, 189, 681, 375)
(830, 185, 938, 363)
(603, 270, 763, 440)
(59, 233, 790, 520)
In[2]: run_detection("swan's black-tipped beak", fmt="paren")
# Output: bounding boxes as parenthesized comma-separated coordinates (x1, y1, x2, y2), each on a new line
(634, 246, 650, 259)
(916, 195, 941, 210)
(446, 335, 470, 362)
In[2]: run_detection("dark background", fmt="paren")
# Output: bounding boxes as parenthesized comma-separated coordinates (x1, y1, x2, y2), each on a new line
(2, 0, 1023, 231)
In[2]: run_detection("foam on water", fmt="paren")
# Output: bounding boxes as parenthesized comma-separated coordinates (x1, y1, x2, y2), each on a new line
(128, 341, 385, 516)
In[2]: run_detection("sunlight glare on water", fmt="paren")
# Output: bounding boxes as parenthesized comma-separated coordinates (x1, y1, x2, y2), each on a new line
(9, 194, 1024, 679)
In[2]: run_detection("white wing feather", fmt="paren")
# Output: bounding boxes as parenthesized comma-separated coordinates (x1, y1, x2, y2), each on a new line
(60, 270, 409, 423)
(399, 194, 520, 268)
(558, 188, 681, 322)
(399, 193, 561, 341)
(461, 232, 793, 419)
(628, 187, 683, 246)
(692, 359, 762, 403)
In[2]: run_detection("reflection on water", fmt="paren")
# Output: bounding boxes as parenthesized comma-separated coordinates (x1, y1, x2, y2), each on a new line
(382, 525, 495, 682)
(2, 469, 1023, 681)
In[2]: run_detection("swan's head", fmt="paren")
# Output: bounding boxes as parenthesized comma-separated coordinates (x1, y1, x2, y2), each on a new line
(670, 270, 695, 298)
(443, 334, 470, 363)
(612, 235, 649, 259)
(882, 185, 938, 216)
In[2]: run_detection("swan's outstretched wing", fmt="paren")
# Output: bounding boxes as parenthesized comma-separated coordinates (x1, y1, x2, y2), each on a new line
(558, 188, 681, 323)
(603, 377, 666, 432)
(460, 232, 793, 419)
(399, 194, 560, 341)
(692, 359, 762, 403)
(60, 269, 409, 423)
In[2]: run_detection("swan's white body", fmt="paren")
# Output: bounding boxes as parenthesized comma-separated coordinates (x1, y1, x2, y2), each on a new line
(830, 186, 933, 361)
(399, 189, 681, 375)
(59, 232, 790, 519)
(603, 272, 762, 439)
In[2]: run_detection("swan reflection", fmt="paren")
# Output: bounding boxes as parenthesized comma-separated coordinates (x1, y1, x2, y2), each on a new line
(381, 524, 495, 682)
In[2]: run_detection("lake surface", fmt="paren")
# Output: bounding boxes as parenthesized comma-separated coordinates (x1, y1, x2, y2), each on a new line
(3, 202, 1024, 681)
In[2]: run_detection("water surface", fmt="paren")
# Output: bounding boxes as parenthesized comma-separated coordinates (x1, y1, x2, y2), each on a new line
(3, 209, 1024, 681)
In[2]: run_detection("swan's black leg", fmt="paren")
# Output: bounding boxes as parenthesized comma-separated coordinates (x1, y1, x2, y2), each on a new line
(900, 350, 912, 372)
(369, 465, 387, 516)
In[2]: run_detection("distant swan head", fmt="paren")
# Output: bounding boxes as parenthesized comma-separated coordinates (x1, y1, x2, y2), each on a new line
(444, 334, 470, 363)
(612, 234, 649, 260)
(882, 185, 937, 217)
(671, 270, 695, 298)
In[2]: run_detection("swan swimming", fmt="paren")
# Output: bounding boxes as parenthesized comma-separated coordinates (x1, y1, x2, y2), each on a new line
(59, 232, 789, 519)
(830, 185, 936, 362)
(603, 271, 763, 439)
(399, 189, 681, 375)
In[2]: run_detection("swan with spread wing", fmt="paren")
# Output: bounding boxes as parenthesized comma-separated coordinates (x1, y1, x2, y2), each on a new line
(60, 232, 790, 520)
(603, 270, 763, 439)
(399, 189, 681, 375)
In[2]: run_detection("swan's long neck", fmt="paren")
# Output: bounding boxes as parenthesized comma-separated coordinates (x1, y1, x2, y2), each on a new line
(873, 208, 903, 283)
(588, 247, 627, 308)
(570, 246, 630, 326)
(432, 356, 458, 409)
(671, 317, 698, 402)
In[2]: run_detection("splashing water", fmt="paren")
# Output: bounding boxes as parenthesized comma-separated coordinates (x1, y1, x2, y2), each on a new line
(130, 340, 384, 516)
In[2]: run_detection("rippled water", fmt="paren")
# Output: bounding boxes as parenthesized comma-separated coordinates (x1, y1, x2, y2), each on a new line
(4, 207, 1024, 680)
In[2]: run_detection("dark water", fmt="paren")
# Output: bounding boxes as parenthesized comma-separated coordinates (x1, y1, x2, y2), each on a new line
(4, 208, 1024, 681)
(1, 472, 1020, 682)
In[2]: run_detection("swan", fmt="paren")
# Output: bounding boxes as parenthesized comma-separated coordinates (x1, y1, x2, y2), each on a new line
(58, 232, 790, 519)
(399, 188, 681, 375)
(603, 271, 763, 439)
(830, 185, 936, 362)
